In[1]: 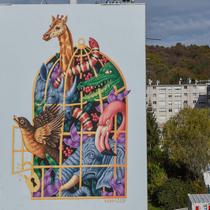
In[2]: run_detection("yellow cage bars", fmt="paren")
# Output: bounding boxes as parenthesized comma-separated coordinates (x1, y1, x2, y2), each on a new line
(12, 43, 128, 200)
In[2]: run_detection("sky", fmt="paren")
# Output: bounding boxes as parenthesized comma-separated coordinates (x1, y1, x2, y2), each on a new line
(0, 0, 210, 46)
(146, 0, 210, 46)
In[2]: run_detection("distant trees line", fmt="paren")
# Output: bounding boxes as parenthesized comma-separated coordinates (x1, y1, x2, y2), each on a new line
(147, 43, 210, 84)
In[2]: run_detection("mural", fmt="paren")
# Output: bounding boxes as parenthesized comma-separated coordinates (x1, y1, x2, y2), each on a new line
(13, 15, 129, 199)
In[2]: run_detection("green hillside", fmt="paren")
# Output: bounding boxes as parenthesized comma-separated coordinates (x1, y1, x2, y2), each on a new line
(147, 43, 210, 84)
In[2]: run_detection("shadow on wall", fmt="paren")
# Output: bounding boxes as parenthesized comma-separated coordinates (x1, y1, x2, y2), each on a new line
(195, 94, 209, 108)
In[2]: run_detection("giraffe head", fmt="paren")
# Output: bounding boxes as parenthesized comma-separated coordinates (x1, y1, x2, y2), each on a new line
(42, 15, 68, 41)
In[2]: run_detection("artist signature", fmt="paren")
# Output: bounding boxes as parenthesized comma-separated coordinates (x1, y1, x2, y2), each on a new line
(104, 198, 126, 203)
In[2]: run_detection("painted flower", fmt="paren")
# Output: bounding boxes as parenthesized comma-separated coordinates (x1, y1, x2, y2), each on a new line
(63, 124, 88, 148)
(33, 168, 61, 197)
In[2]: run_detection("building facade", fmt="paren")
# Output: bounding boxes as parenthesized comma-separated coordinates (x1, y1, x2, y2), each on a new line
(146, 79, 210, 127)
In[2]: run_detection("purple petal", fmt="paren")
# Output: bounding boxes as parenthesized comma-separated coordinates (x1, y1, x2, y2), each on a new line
(73, 135, 80, 143)
(71, 124, 80, 142)
(33, 191, 41, 197)
(110, 178, 116, 188)
(103, 103, 109, 110)
(64, 137, 80, 148)
(70, 124, 78, 136)
(44, 180, 61, 197)
(50, 64, 62, 83)
(95, 104, 101, 113)
(117, 93, 124, 101)
(116, 184, 125, 196)
(123, 89, 131, 97)
(95, 103, 109, 113)
(108, 89, 117, 103)
(117, 133, 126, 144)
(71, 141, 80, 148)
(64, 124, 81, 148)
(44, 168, 53, 187)
(101, 191, 114, 196)
(117, 90, 131, 101)
(83, 135, 89, 143)
(63, 137, 71, 146)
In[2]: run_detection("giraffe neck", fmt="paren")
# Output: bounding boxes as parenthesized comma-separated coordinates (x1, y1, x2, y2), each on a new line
(58, 26, 74, 72)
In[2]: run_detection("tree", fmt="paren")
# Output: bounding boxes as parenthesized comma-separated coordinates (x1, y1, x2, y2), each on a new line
(147, 101, 160, 157)
(146, 44, 210, 84)
(157, 178, 207, 210)
(162, 108, 210, 178)
(147, 103, 167, 204)
(148, 162, 167, 197)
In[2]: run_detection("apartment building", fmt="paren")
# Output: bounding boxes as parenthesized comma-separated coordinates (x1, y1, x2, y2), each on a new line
(146, 79, 210, 127)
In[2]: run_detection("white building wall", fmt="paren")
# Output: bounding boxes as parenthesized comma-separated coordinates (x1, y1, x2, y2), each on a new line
(146, 82, 209, 127)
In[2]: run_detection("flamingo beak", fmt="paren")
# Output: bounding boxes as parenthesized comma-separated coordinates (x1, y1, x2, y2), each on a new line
(95, 125, 116, 156)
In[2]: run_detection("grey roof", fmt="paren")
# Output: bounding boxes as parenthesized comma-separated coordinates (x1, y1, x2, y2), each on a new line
(188, 194, 210, 203)
(174, 208, 188, 210)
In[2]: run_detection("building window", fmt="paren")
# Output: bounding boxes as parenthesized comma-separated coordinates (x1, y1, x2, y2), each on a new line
(174, 101, 182, 105)
(159, 109, 166, 113)
(175, 93, 181, 98)
(153, 93, 156, 97)
(168, 101, 172, 105)
(159, 93, 166, 99)
(184, 93, 188, 96)
(158, 101, 166, 106)
(174, 108, 179, 113)
(168, 94, 172, 98)
(153, 101, 156, 104)
(169, 109, 172, 112)
(184, 100, 188, 104)
(153, 86, 156, 90)
(184, 85, 187, 89)
(193, 93, 197, 96)
(174, 87, 181, 91)
(193, 100, 196, 104)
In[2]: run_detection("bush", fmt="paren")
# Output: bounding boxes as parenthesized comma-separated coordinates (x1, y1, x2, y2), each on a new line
(157, 178, 207, 210)
(148, 162, 167, 197)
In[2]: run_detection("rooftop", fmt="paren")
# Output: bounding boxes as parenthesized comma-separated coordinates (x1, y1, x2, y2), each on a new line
(188, 194, 210, 203)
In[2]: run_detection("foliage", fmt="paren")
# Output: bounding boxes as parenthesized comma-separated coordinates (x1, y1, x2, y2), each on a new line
(147, 106, 167, 203)
(148, 162, 167, 197)
(147, 44, 210, 84)
(162, 108, 210, 178)
(147, 103, 161, 159)
(148, 107, 209, 209)
(157, 178, 207, 210)
(147, 44, 210, 209)
(148, 203, 162, 210)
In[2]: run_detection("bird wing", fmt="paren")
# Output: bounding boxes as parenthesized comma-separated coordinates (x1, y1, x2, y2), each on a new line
(33, 104, 60, 129)
(33, 105, 64, 148)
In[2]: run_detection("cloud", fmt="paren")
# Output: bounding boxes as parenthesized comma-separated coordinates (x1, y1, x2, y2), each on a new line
(0, 0, 68, 3)
(0, 0, 145, 3)
(147, 0, 210, 46)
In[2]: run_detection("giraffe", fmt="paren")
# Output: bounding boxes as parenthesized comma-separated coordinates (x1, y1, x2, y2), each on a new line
(42, 15, 74, 89)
